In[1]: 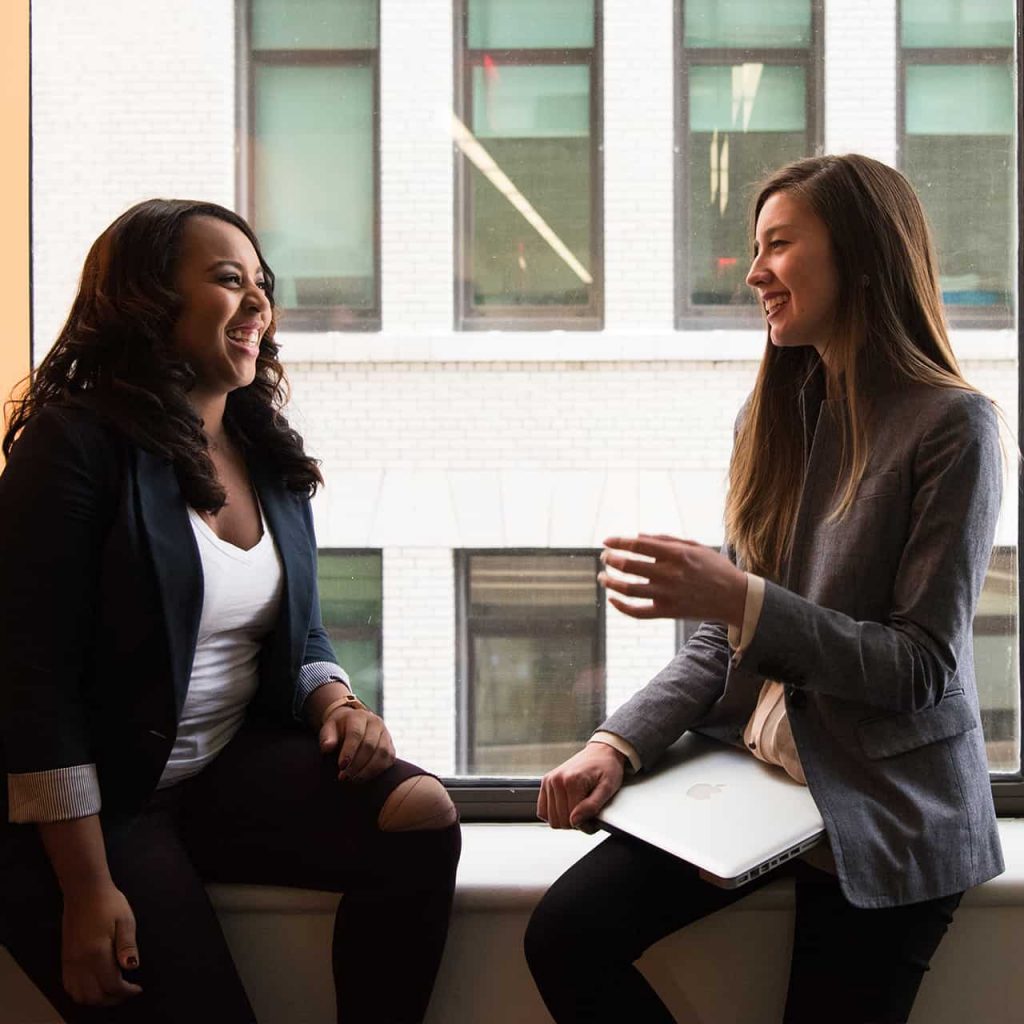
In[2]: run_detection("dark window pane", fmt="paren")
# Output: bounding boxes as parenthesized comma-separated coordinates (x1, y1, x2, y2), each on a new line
(468, 0, 594, 49)
(318, 551, 383, 713)
(463, 552, 604, 775)
(252, 0, 378, 49)
(684, 0, 812, 49)
(902, 0, 1014, 48)
(253, 64, 376, 313)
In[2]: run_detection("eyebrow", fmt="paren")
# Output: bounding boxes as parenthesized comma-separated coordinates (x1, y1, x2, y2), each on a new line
(206, 259, 264, 276)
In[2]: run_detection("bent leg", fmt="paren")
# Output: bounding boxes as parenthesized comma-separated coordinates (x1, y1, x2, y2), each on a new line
(0, 804, 255, 1024)
(180, 724, 460, 1024)
(784, 865, 962, 1024)
(525, 833, 772, 1024)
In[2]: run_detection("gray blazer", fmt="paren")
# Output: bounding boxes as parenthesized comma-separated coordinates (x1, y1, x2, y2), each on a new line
(601, 381, 1004, 909)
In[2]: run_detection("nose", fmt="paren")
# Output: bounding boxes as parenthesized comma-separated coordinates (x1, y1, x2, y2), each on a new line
(745, 252, 770, 289)
(245, 281, 271, 316)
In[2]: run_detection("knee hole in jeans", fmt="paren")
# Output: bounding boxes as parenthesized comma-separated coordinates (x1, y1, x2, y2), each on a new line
(377, 775, 457, 832)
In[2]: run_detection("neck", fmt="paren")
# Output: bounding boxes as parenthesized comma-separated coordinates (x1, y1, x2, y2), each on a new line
(190, 391, 228, 447)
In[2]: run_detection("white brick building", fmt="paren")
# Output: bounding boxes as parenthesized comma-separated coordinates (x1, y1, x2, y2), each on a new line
(31, 0, 1018, 775)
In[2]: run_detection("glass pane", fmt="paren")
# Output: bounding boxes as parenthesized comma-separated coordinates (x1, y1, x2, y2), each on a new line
(254, 64, 375, 311)
(906, 64, 1014, 136)
(690, 64, 806, 133)
(465, 553, 604, 776)
(467, 64, 592, 308)
(252, 0, 378, 50)
(903, 65, 1015, 310)
(974, 548, 1020, 773)
(684, 0, 812, 49)
(902, 0, 1014, 48)
(468, 0, 594, 49)
(318, 552, 383, 713)
(688, 65, 809, 306)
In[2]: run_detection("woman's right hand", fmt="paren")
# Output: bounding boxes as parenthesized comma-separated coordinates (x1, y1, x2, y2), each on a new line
(60, 881, 143, 1007)
(538, 742, 626, 830)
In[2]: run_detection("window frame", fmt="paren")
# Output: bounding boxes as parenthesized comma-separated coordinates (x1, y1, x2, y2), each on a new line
(673, 0, 825, 330)
(452, 0, 605, 331)
(453, 547, 606, 778)
(236, 0, 382, 332)
(896, 4, 1016, 329)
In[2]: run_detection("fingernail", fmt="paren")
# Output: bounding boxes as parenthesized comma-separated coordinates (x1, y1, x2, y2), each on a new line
(126, 956, 139, 969)
(339, 757, 351, 770)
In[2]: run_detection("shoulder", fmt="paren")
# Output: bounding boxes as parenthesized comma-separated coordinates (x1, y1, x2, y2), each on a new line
(877, 384, 998, 443)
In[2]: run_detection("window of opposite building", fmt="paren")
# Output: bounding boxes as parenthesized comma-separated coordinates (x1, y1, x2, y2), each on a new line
(453, 0, 603, 330)
(898, 0, 1016, 326)
(317, 550, 383, 713)
(456, 550, 605, 775)
(239, 0, 381, 330)
(675, 0, 824, 327)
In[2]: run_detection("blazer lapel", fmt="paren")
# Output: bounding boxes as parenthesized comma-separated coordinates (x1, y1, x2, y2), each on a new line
(252, 465, 314, 686)
(133, 449, 203, 717)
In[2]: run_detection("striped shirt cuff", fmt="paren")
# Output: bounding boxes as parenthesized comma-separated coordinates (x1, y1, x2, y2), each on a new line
(294, 660, 351, 718)
(8, 764, 101, 823)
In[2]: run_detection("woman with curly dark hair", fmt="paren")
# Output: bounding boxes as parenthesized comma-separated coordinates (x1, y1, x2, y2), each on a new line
(0, 199, 460, 1024)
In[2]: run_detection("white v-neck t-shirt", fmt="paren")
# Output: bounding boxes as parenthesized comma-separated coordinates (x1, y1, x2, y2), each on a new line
(158, 505, 284, 787)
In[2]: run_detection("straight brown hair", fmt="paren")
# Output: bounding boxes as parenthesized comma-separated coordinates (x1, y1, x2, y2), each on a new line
(725, 154, 979, 579)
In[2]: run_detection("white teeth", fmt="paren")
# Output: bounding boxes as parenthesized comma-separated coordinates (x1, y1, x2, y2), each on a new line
(226, 328, 260, 347)
(764, 295, 789, 315)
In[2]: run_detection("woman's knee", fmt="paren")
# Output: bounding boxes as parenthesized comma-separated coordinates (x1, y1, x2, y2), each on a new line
(377, 775, 457, 832)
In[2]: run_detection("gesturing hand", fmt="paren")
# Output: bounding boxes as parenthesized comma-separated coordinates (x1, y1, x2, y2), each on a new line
(538, 742, 626, 830)
(320, 706, 397, 782)
(599, 533, 747, 628)
(61, 882, 142, 1007)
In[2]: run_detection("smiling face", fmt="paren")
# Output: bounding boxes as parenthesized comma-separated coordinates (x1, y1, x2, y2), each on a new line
(746, 190, 840, 357)
(171, 215, 272, 405)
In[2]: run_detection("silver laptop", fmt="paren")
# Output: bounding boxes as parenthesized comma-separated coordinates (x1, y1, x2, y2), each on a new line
(595, 731, 825, 888)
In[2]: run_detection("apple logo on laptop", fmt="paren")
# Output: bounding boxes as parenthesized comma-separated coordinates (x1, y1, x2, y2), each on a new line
(687, 783, 725, 800)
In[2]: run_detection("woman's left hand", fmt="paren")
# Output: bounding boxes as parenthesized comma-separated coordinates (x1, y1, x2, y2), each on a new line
(319, 708, 396, 782)
(599, 533, 747, 627)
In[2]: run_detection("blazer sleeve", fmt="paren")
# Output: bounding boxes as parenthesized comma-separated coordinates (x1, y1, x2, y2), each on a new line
(0, 407, 116, 822)
(742, 391, 1002, 712)
(598, 615, 732, 768)
(292, 497, 351, 717)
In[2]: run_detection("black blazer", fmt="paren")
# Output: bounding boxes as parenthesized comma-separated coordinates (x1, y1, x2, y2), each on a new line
(0, 403, 337, 824)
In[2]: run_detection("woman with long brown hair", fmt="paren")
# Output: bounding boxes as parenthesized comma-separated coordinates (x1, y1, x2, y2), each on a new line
(0, 199, 460, 1023)
(526, 154, 1004, 1023)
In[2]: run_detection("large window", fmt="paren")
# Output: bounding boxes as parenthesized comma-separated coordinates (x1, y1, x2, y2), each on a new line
(454, 0, 602, 329)
(242, 0, 380, 330)
(456, 551, 605, 775)
(318, 550, 383, 713)
(898, 0, 1016, 324)
(676, 0, 823, 324)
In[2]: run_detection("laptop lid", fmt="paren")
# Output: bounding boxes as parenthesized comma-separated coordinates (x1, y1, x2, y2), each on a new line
(595, 731, 825, 888)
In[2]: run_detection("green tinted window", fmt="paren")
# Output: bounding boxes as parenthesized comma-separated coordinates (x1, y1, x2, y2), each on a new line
(252, 0, 378, 49)
(684, 0, 811, 49)
(901, 0, 1014, 48)
(472, 64, 590, 138)
(254, 65, 376, 311)
(318, 552, 383, 712)
(468, 0, 593, 48)
(690, 64, 806, 132)
(906, 64, 1014, 135)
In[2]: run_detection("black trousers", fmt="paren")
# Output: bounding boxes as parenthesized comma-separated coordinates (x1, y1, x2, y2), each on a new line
(525, 834, 961, 1024)
(0, 723, 461, 1024)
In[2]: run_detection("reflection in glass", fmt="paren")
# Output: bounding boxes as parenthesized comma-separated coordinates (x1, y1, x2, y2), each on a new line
(688, 64, 807, 306)
(462, 552, 604, 775)
(901, 0, 1014, 48)
(684, 0, 812, 49)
